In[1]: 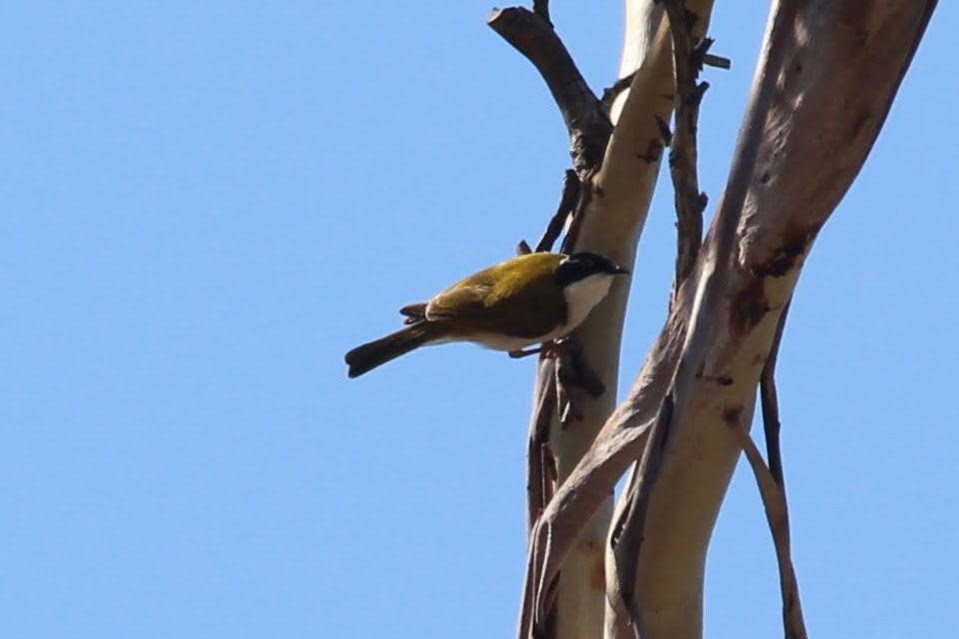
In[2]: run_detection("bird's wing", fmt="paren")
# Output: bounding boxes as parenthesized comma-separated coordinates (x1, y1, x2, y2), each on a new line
(424, 253, 566, 338)
(425, 283, 491, 321)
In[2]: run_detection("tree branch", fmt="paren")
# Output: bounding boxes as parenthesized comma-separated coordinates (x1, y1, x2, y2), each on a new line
(730, 426, 808, 639)
(663, 0, 708, 290)
(516, 2, 937, 639)
(488, 7, 612, 173)
(534, 170, 581, 253)
(761, 299, 790, 487)
(750, 298, 807, 639)
(527, 362, 557, 532)
(703, 52, 731, 69)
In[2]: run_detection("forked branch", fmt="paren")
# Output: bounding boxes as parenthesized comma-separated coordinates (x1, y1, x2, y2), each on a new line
(517, 2, 937, 639)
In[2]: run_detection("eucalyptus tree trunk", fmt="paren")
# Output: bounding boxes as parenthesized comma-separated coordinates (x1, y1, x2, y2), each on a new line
(492, 2, 937, 639)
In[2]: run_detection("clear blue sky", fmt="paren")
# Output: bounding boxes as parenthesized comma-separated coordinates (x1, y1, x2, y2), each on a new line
(2, 2, 956, 638)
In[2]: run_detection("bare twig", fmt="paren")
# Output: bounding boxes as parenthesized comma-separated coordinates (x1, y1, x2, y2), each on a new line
(664, 0, 708, 289)
(560, 169, 596, 254)
(527, 365, 557, 532)
(753, 297, 808, 638)
(762, 299, 791, 487)
(730, 425, 808, 639)
(604, 53, 726, 119)
(534, 170, 581, 253)
(703, 52, 731, 69)
(488, 7, 612, 173)
(601, 71, 636, 114)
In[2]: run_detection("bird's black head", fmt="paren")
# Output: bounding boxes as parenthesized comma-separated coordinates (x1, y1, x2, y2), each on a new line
(554, 252, 630, 287)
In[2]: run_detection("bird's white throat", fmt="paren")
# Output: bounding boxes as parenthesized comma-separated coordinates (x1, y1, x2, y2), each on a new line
(561, 273, 614, 332)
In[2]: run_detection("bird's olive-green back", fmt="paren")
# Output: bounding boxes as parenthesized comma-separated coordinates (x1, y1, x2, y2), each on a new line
(425, 253, 567, 339)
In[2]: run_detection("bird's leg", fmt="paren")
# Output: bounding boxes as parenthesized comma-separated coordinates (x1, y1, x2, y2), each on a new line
(508, 336, 572, 360)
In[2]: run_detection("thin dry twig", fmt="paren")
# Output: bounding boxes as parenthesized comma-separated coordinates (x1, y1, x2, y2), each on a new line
(753, 298, 808, 639)
(601, 71, 636, 114)
(761, 299, 790, 487)
(663, 0, 709, 290)
(559, 169, 597, 254)
(730, 425, 808, 639)
(526, 365, 557, 533)
(535, 170, 581, 253)
(703, 52, 731, 69)
(601, 54, 728, 115)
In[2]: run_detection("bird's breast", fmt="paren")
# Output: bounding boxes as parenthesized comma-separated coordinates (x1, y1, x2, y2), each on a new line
(560, 274, 614, 333)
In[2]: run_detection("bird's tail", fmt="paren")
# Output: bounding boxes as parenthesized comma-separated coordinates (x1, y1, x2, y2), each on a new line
(345, 321, 442, 378)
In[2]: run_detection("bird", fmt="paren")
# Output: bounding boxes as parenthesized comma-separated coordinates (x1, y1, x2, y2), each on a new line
(344, 251, 629, 378)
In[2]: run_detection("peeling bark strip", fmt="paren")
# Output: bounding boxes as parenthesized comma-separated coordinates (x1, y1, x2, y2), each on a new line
(513, 2, 936, 639)
(754, 300, 809, 639)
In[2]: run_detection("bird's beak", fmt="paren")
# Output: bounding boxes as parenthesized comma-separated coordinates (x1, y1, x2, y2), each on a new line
(612, 265, 630, 275)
